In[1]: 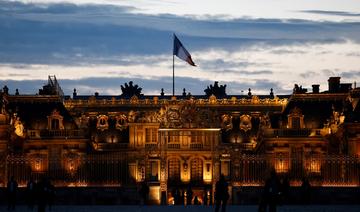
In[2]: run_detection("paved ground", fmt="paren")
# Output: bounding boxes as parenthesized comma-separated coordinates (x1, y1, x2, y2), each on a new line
(1, 205, 360, 212)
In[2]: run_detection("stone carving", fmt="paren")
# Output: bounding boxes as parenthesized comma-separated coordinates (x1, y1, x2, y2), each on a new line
(221, 114, 233, 131)
(96, 115, 109, 131)
(209, 95, 217, 104)
(128, 110, 138, 123)
(120, 81, 143, 98)
(239, 114, 252, 132)
(260, 113, 271, 129)
(14, 116, 25, 137)
(204, 81, 227, 98)
(180, 102, 198, 127)
(293, 84, 307, 94)
(166, 107, 181, 128)
(130, 95, 139, 104)
(116, 114, 128, 131)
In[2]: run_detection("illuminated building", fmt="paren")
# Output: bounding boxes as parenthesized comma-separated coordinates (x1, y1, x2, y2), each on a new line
(0, 76, 359, 204)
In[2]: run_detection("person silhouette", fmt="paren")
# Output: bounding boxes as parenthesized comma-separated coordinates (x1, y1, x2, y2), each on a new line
(186, 186, 193, 205)
(279, 175, 290, 205)
(262, 169, 280, 212)
(301, 177, 311, 204)
(215, 174, 229, 212)
(7, 176, 18, 211)
(203, 189, 208, 206)
(139, 181, 149, 205)
(37, 177, 48, 212)
(193, 196, 200, 205)
(26, 177, 36, 210)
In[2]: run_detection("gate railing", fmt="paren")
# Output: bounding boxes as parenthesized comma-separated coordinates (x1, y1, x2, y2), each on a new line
(4, 154, 359, 187)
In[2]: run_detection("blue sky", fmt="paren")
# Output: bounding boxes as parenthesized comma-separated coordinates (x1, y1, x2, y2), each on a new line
(1, 0, 360, 96)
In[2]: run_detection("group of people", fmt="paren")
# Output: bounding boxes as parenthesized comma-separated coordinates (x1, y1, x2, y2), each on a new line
(6, 176, 55, 212)
(7, 172, 311, 211)
(170, 186, 206, 205)
(259, 169, 311, 212)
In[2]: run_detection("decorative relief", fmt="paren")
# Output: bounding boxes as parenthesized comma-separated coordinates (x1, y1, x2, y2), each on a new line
(63, 152, 81, 174)
(11, 113, 25, 138)
(116, 114, 128, 131)
(96, 115, 109, 131)
(239, 114, 252, 132)
(209, 95, 217, 104)
(221, 114, 233, 131)
(75, 114, 89, 129)
(130, 95, 139, 104)
(260, 113, 271, 129)
(179, 102, 198, 127)
(128, 110, 138, 123)
(251, 96, 260, 104)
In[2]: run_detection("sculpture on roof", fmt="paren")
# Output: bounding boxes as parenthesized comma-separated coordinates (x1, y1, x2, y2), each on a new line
(120, 81, 143, 98)
(204, 81, 227, 98)
(293, 84, 307, 94)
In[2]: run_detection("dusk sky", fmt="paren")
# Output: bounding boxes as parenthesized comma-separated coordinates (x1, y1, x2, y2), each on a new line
(1, 0, 360, 96)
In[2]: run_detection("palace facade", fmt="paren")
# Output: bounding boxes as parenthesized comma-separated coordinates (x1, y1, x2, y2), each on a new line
(0, 76, 359, 204)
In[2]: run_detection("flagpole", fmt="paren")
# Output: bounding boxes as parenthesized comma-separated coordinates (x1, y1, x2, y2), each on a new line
(172, 38, 175, 96)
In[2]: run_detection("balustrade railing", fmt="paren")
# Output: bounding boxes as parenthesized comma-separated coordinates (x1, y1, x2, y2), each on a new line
(27, 129, 86, 139)
(264, 129, 322, 137)
(4, 154, 359, 187)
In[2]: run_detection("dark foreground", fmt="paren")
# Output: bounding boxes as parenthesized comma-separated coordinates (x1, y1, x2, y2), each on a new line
(1, 205, 360, 212)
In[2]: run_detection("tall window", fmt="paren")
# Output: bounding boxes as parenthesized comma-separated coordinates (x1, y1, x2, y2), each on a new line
(291, 117, 301, 129)
(169, 131, 179, 143)
(168, 158, 180, 182)
(51, 119, 60, 130)
(190, 158, 203, 182)
(221, 161, 231, 178)
(145, 128, 158, 143)
(191, 131, 202, 143)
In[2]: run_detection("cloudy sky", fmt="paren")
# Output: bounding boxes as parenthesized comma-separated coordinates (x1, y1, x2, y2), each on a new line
(1, 0, 360, 96)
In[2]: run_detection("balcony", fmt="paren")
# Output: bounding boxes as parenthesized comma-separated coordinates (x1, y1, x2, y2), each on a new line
(264, 129, 321, 138)
(94, 142, 128, 151)
(27, 129, 86, 139)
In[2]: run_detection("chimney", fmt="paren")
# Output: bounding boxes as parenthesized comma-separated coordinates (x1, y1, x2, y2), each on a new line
(312, 84, 320, 94)
(328, 77, 340, 93)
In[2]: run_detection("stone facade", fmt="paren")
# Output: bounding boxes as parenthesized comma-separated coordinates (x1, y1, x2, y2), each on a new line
(0, 77, 359, 204)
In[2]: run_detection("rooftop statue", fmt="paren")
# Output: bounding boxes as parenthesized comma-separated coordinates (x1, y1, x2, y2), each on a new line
(120, 81, 143, 98)
(204, 81, 227, 98)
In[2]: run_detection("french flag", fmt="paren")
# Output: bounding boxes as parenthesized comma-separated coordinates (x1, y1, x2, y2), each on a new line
(173, 34, 196, 66)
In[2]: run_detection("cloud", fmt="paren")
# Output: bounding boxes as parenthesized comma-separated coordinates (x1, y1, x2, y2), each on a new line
(0, 75, 288, 96)
(271, 49, 306, 55)
(300, 71, 319, 79)
(300, 10, 360, 17)
(0, 1, 360, 96)
(1, 2, 359, 68)
(340, 71, 360, 78)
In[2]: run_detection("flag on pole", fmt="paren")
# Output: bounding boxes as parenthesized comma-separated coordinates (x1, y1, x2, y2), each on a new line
(173, 34, 196, 66)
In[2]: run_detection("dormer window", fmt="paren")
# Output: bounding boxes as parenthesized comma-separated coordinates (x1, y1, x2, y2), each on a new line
(287, 107, 304, 129)
(47, 109, 64, 130)
(51, 119, 60, 130)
